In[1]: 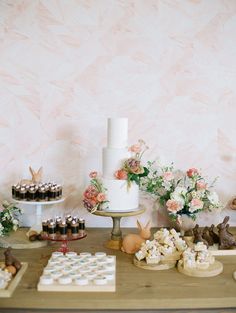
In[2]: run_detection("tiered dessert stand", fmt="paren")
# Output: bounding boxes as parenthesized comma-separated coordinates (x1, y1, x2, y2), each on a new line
(0, 198, 65, 249)
(41, 232, 87, 253)
(93, 207, 145, 250)
(15, 198, 65, 233)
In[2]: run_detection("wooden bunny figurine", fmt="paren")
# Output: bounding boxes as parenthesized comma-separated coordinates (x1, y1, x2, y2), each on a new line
(217, 216, 236, 249)
(20, 166, 43, 185)
(121, 220, 151, 254)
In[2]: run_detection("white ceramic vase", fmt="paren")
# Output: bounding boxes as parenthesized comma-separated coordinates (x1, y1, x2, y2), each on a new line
(172, 214, 196, 235)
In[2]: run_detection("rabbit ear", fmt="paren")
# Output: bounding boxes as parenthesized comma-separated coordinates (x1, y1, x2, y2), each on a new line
(29, 166, 35, 176)
(37, 167, 43, 175)
(145, 220, 151, 229)
(137, 220, 142, 230)
(223, 216, 230, 224)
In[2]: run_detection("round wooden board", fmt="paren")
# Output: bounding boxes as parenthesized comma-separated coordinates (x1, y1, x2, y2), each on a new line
(133, 258, 176, 270)
(177, 260, 223, 277)
(0, 228, 47, 249)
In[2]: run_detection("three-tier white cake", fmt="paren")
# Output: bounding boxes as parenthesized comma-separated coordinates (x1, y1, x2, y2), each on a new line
(102, 118, 139, 212)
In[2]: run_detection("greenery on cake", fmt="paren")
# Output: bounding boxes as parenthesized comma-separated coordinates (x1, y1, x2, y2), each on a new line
(83, 172, 109, 213)
(140, 160, 222, 221)
(0, 201, 22, 236)
(114, 139, 149, 188)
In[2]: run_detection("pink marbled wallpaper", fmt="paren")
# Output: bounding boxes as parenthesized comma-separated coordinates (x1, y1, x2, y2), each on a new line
(0, 0, 236, 227)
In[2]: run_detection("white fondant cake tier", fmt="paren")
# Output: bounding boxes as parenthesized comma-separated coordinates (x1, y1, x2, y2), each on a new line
(102, 147, 130, 179)
(102, 178, 139, 211)
(107, 118, 128, 148)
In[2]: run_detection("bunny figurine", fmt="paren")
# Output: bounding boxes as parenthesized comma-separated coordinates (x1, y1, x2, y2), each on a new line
(20, 166, 43, 185)
(209, 224, 219, 244)
(217, 216, 236, 249)
(121, 220, 151, 254)
(193, 224, 209, 247)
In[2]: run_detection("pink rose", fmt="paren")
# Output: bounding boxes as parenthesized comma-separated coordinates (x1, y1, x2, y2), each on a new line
(187, 168, 199, 178)
(83, 199, 97, 210)
(97, 193, 106, 202)
(190, 198, 203, 212)
(114, 169, 128, 180)
(83, 185, 99, 199)
(125, 158, 144, 174)
(89, 171, 98, 178)
(129, 144, 142, 153)
(163, 171, 174, 181)
(196, 181, 207, 190)
(166, 199, 182, 213)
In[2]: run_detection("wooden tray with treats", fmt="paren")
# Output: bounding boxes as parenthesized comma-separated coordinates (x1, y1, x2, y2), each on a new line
(133, 251, 181, 271)
(0, 262, 28, 297)
(177, 260, 223, 278)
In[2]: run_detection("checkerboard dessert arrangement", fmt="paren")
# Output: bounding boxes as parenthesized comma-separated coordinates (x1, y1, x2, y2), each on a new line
(37, 252, 116, 292)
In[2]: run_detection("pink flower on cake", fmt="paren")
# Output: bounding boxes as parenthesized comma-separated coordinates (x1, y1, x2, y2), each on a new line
(196, 181, 207, 190)
(124, 158, 144, 175)
(83, 185, 98, 199)
(129, 144, 142, 153)
(166, 199, 182, 213)
(97, 193, 106, 202)
(187, 168, 199, 178)
(89, 171, 98, 179)
(83, 172, 108, 213)
(114, 169, 128, 180)
(189, 198, 204, 212)
(163, 171, 174, 181)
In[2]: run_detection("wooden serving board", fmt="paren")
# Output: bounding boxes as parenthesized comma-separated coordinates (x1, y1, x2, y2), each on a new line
(38, 281, 115, 292)
(177, 260, 223, 278)
(133, 258, 176, 270)
(0, 228, 47, 249)
(0, 262, 28, 297)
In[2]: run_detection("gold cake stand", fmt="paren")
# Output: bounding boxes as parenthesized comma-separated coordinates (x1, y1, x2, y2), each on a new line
(93, 208, 145, 250)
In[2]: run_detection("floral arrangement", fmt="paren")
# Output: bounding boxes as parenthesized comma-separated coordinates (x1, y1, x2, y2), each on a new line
(0, 201, 22, 237)
(83, 172, 109, 213)
(141, 161, 221, 221)
(114, 139, 149, 187)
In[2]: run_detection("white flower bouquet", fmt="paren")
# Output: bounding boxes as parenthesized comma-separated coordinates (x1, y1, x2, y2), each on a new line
(0, 201, 22, 236)
(141, 161, 222, 222)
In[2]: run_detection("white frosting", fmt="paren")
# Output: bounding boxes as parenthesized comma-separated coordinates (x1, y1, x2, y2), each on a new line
(102, 178, 139, 211)
(102, 147, 130, 178)
(107, 118, 128, 148)
(101, 118, 139, 211)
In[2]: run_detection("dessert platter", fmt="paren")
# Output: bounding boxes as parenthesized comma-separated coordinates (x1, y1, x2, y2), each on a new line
(133, 228, 187, 270)
(177, 242, 223, 277)
(37, 251, 116, 292)
(0, 248, 27, 297)
(41, 215, 86, 253)
(12, 167, 63, 202)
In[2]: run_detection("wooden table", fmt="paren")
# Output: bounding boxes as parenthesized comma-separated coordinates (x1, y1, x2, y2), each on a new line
(1, 228, 236, 313)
